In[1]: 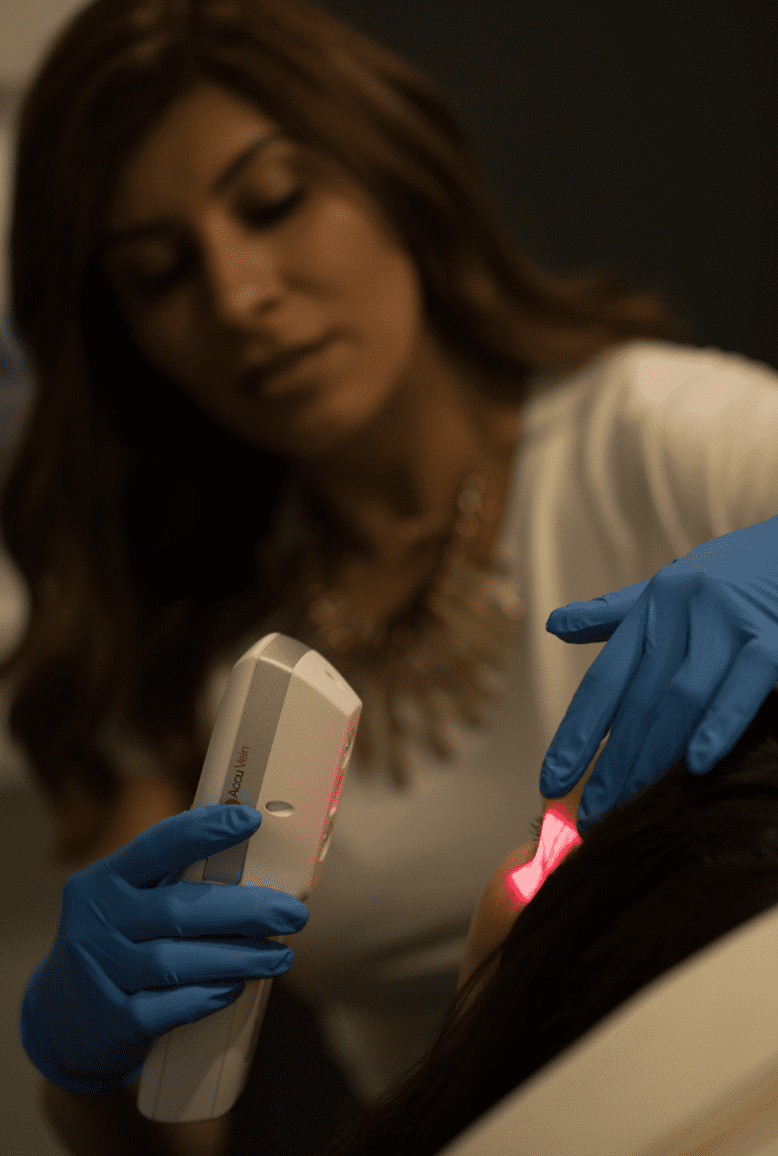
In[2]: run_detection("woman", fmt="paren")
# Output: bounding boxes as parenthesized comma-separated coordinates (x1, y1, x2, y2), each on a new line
(4, 0, 778, 1151)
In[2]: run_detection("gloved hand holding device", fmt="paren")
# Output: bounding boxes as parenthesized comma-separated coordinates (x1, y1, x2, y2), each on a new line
(19, 803, 309, 1096)
(540, 515, 778, 831)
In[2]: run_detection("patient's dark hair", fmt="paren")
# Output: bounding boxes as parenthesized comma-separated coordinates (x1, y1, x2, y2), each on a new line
(319, 688, 778, 1156)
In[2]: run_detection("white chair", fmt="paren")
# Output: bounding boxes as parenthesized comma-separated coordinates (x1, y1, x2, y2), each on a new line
(438, 902, 778, 1155)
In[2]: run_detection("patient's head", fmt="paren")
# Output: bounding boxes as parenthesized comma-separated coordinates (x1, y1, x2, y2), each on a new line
(321, 688, 778, 1156)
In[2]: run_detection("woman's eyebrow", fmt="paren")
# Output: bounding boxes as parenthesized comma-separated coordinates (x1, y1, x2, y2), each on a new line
(210, 131, 285, 195)
(100, 131, 286, 251)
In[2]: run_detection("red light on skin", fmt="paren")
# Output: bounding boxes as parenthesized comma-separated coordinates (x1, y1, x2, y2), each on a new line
(508, 805, 581, 904)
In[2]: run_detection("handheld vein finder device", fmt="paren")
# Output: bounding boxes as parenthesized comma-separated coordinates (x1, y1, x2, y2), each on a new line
(137, 632, 362, 1123)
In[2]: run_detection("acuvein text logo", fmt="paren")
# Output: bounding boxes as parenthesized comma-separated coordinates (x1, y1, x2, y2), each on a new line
(226, 746, 250, 800)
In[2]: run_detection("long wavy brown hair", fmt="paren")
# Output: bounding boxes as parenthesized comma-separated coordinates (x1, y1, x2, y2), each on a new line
(1, 0, 698, 864)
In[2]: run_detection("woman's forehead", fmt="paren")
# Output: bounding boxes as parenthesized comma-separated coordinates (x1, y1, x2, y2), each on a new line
(104, 84, 286, 222)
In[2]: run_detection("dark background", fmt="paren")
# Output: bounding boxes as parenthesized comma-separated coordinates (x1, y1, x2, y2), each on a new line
(318, 0, 777, 373)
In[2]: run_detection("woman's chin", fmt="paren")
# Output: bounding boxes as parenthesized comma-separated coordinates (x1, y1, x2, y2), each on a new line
(258, 389, 389, 461)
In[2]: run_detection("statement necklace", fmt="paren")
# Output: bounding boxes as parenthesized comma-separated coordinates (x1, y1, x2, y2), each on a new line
(258, 467, 526, 788)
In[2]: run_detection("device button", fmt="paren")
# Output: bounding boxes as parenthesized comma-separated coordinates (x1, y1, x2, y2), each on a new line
(318, 815, 336, 861)
(340, 730, 356, 770)
(329, 771, 345, 816)
(265, 800, 295, 816)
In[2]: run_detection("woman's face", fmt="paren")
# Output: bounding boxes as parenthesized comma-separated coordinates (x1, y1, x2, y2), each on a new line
(101, 82, 428, 460)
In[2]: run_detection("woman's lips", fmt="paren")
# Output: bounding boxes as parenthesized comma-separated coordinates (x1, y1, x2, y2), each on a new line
(238, 333, 338, 396)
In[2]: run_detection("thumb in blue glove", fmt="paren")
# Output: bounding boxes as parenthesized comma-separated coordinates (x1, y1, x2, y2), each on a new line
(540, 516, 778, 831)
(20, 804, 309, 1096)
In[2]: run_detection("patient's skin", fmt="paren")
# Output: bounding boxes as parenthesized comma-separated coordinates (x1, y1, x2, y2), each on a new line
(458, 742, 603, 995)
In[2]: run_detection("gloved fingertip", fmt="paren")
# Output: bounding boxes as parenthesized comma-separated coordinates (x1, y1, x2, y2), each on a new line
(226, 804, 263, 826)
(289, 906, 309, 929)
(576, 793, 601, 832)
(545, 610, 564, 632)
(539, 763, 569, 798)
(205, 984, 245, 1009)
(687, 748, 713, 776)
(576, 805, 594, 833)
(687, 731, 716, 775)
(121, 1064, 145, 1089)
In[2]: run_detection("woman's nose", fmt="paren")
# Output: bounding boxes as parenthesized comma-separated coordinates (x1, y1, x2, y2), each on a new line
(202, 222, 283, 324)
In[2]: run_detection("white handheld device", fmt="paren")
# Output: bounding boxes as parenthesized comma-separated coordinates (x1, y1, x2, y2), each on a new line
(136, 632, 361, 1123)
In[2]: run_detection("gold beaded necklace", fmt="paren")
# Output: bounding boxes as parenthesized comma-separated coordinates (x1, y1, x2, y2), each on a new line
(257, 462, 526, 789)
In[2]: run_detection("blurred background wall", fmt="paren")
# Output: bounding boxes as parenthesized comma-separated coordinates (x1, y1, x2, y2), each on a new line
(0, 2, 776, 1152)
(323, 1, 778, 374)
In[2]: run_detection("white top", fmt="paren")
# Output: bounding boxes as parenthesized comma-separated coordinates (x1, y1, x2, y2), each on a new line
(3, 338, 778, 1104)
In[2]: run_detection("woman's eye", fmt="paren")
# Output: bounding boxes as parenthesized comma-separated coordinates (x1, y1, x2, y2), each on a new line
(241, 188, 305, 230)
(127, 189, 305, 298)
(128, 254, 194, 298)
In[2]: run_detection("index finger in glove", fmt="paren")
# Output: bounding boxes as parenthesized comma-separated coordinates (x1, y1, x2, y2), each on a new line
(572, 573, 700, 808)
(546, 579, 650, 644)
(104, 805, 262, 887)
(539, 592, 650, 797)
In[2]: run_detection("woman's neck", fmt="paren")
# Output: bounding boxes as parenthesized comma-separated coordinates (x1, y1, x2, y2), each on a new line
(295, 362, 524, 567)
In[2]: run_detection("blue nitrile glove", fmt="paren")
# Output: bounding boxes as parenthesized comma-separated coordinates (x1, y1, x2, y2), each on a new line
(20, 804, 309, 1096)
(539, 516, 778, 832)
